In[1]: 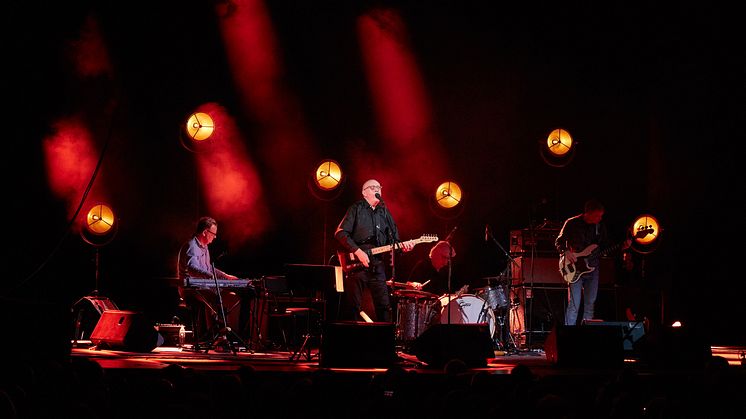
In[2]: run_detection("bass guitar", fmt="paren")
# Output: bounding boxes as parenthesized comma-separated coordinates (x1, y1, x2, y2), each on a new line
(338, 234, 438, 273)
(558, 228, 652, 284)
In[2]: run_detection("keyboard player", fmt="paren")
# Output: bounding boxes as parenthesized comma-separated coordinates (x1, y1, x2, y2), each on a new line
(177, 216, 255, 345)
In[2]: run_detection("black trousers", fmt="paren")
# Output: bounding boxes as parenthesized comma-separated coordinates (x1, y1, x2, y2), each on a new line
(343, 259, 391, 322)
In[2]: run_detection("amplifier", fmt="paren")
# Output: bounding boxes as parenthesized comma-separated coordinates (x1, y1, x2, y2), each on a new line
(510, 228, 560, 255)
(512, 256, 616, 285)
(155, 324, 186, 347)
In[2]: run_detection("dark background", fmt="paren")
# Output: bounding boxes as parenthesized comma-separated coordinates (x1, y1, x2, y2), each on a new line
(7, 2, 743, 345)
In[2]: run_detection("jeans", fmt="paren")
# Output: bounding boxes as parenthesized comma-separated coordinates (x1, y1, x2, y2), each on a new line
(565, 267, 599, 326)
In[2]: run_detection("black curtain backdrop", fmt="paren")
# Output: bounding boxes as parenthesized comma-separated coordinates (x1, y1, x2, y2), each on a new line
(8, 1, 743, 345)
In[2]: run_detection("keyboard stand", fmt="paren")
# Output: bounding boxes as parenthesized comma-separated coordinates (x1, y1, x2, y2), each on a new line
(188, 278, 251, 354)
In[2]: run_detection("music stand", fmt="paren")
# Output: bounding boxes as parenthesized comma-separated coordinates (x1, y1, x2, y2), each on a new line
(284, 264, 338, 361)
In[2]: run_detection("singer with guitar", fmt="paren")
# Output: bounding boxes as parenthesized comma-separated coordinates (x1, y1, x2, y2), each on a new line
(334, 179, 415, 322)
(555, 199, 631, 326)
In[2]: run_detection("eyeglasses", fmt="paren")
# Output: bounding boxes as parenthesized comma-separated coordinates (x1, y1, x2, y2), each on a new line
(365, 185, 382, 191)
(206, 230, 217, 238)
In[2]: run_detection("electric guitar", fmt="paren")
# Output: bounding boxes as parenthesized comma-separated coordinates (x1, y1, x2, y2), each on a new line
(558, 228, 653, 284)
(337, 234, 438, 273)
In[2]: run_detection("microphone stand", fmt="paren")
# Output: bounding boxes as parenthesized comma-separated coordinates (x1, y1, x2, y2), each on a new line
(204, 263, 249, 354)
(444, 226, 457, 326)
(446, 241, 453, 325)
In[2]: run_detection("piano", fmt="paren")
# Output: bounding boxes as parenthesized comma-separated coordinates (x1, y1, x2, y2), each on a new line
(185, 278, 259, 290)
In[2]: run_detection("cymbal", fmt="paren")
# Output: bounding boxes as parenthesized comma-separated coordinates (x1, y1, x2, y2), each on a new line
(392, 289, 438, 299)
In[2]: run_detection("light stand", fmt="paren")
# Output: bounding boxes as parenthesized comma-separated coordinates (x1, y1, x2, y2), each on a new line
(308, 159, 344, 264)
(74, 203, 119, 345)
(430, 181, 465, 326)
(445, 240, 454, 325)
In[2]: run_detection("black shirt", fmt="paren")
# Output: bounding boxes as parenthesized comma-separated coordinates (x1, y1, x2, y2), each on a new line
(555, 214, 609, 268)
(335, 199, 401, 254)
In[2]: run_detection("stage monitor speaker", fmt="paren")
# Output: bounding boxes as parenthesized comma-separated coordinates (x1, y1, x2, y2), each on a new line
(72, 295, 119, 341)
(544, 325, 624, 368)
(583, 320, 646, 353)
(91, 310, 161, 352)
(637, 325, 712, 369)
(320, 321, 396, 368)
(411, 323, 494, 368)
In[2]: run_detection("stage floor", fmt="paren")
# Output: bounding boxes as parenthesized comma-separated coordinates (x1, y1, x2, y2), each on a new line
(71, 342, 745, 373)
(6, 341, 743, 419)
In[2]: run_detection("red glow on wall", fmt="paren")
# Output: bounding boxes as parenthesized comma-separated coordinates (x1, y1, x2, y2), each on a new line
(357, 9, 451, 232)
(216, 0, 315, 211)
(43, 117, 103, 219)
(358, 10, 430, 142)
(69, 14, 112, 78)
(192, 103, 269, 247)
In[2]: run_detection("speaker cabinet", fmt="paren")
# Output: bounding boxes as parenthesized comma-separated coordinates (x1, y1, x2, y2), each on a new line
(91, 310, 160, 352)
(411, 323, 494, 368)
(544, 325, 624, 368)
(320, 322, 396, 368)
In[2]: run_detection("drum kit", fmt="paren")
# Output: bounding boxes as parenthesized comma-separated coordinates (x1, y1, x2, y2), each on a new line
(392, 276, 518, 352)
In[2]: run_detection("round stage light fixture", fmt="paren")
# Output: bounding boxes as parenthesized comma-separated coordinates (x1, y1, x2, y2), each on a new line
(630, 213, 662, 254)
(314, 159, 343, 191)
(435, 181, 462, 209)
(81, 203, 117, 247)
(540, 128, 576, 167)
(185, 112, 215, 141)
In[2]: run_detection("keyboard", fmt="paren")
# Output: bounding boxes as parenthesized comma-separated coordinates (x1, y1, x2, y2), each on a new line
(186, 278, 258, 289)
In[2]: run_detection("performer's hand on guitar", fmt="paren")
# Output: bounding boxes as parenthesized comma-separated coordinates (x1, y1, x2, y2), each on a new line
(354, 248, 370, 267)
(564, 249, 577, 264)
(401, 240, 415, 252)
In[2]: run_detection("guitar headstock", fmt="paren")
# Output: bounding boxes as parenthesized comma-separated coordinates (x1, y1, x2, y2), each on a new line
(419, 234, 439, 243)
(633, 227, 654, 239)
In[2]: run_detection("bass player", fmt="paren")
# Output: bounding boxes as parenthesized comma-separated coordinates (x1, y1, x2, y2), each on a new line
(555, 199, 631, 326)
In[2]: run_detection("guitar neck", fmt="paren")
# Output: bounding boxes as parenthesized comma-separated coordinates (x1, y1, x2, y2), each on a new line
(369, 238, 420, 256)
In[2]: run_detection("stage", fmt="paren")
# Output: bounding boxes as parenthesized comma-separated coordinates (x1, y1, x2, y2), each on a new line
(38, 340, 746, 419)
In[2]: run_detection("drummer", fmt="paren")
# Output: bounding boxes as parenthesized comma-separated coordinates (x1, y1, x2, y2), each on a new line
(404, 240, 460, 296)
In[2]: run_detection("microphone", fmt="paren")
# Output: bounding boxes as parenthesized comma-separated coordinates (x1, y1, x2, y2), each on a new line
(445, 225, 458, 242)
(375, 192, 383, 202)
(485, 224, 490, 242)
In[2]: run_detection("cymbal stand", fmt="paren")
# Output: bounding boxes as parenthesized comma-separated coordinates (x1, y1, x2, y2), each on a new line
(485, 226, 539, 355)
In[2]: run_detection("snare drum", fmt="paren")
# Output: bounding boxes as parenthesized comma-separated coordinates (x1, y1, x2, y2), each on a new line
(436, 294, 495, 338)
(394, 290, 439, 342)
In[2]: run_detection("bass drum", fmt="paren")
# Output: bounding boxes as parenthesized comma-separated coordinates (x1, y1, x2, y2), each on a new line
(436, 294, 495, 338)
